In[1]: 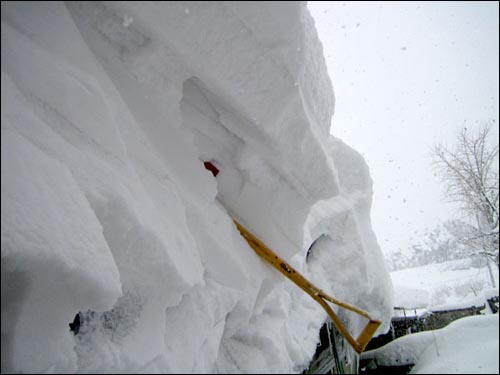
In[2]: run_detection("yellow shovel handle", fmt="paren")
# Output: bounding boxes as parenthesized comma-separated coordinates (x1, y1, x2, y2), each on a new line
(234, 219, 381, 354)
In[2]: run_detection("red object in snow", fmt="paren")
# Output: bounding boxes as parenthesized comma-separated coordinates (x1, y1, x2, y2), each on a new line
(203, 161, 219, 177)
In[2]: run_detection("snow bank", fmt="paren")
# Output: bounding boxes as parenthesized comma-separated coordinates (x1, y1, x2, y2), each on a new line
(361, 329, 436, 367)
(410, 314, 499, 374)
(362, 315, 499, 374)
(303, 137, 393, 336)
(1, 2, 392, 373)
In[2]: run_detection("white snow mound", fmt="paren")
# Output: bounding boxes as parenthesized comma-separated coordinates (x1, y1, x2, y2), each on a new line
(1, 2, 392, 373)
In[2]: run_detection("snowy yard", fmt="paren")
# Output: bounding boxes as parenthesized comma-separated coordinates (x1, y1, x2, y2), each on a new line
(391, 258, 499, 310)
(362, 314, 499, 374)
(361, 259, 499, 374)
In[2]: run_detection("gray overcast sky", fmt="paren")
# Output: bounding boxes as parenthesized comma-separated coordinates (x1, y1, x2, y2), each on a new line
(308, 1, 499, 256)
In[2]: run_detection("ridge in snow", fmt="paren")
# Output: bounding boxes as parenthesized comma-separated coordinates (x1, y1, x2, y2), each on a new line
(1, 2, 393, 373)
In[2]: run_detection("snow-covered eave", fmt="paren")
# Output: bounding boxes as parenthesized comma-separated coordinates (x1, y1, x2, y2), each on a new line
(99, 1, 339, 201)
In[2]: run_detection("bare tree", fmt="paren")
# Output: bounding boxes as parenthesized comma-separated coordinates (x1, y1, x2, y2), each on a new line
(433, 123, 499, 268)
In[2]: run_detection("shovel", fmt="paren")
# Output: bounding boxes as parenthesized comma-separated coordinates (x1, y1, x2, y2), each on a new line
(234, 219, 381, 354)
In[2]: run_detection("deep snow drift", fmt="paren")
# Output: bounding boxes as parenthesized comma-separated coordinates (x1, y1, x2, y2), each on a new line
(1, 2, 393, 373)
(361, 314, 499, 374)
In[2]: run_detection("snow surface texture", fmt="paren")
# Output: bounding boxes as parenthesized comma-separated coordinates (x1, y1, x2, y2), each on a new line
(410, 315, 499, 374)
(1, 2, 393, 373)
(391, 258, 499, 310)
(361, 314, 499, 374)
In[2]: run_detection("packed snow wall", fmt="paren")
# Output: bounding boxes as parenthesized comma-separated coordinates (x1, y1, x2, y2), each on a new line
(1, 2, 393, 373)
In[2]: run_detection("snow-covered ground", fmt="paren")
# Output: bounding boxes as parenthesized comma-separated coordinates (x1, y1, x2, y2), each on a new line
(1, 2, 392, 373)
(362, 314, 499, 374)
(391, 258, 499, 310)
(411, 314, 499, 374)
(360, 259, 499, 373)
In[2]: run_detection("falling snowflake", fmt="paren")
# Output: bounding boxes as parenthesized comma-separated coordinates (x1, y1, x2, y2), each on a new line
(122, 14, 133, 28)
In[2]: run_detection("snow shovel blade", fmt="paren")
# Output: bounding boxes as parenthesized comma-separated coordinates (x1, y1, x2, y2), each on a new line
(233, 219, 381, 354)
